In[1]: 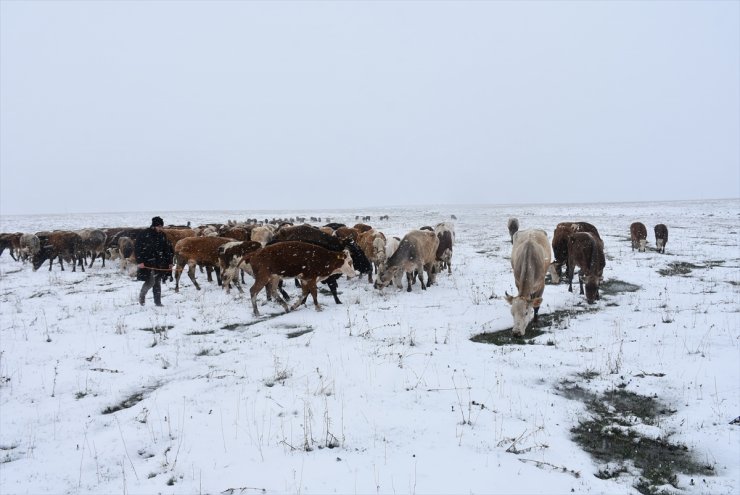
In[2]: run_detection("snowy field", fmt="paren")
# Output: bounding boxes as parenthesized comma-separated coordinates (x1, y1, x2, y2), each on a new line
(0, 199, 738, 495)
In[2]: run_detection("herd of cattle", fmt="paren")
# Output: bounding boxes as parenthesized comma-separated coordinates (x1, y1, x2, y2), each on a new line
(0, 218, 668, 335)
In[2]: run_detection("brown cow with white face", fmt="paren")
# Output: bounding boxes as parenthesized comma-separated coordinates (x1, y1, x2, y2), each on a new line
(505, 229, 551, 337)
(241, 241, 355, 316)
(630, 222, 648, 252)
(654, 224, 668, 254)
(507, 218, 519, 243)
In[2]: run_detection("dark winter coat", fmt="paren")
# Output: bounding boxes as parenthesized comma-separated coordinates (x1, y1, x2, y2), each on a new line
(135, 228, 174, 281)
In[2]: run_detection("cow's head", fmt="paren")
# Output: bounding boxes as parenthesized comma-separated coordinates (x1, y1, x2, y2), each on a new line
(584, 276, 600, 304)
(374, 265, 400, 289)
(505, 291, 542, 337)
(31, 245, 52, 271)
(655, 238, 665, 250)
(547, 262, 562, 284)
(638, 239, 647, 252)
(338, 250, 356, 278)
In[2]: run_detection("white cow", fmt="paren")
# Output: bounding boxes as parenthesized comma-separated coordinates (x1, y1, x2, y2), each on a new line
(505, 229, 551, 337)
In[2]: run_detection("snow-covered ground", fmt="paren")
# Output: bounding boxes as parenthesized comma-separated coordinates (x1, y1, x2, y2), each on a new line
(1, 199, 738, 494)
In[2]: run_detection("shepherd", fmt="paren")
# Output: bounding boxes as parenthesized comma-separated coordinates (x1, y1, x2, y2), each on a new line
(135, 216, 174, 306)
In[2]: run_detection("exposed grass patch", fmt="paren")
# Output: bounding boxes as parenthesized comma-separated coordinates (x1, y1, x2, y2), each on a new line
(470, 306, 599, 346)
(221, 313, 283, 331)
(102, 392, 144, 414)
(600, 279, 641, 296)
(186, 330, 215, 336)
(286, 328, 314, 339)
(139, 325, 174, 333)
(658, 262, 703, 277)
(102, 385, 158, 414)
(470, 327, 546, 346)
(560, 382, 714, 494)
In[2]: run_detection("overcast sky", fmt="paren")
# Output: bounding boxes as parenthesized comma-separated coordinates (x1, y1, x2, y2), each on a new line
(1, 1, 738, 216)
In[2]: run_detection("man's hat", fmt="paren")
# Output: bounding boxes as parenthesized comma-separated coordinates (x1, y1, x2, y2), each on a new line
(151, 216, 164, 227)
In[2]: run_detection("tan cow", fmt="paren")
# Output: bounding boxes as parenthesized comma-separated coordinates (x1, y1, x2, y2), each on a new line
(357, 229, 387, 282)
(505, 229, 551, 337)
(374, 230, 439, 292)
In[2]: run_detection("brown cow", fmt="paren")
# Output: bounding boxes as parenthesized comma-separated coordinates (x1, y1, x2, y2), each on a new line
(353, 223, 373, 233)
(334, 226, 360, 243)
(218, 226, 253, 242)
(566, 232, 605, 303)
(654, 224, 668, 254)
(548, 222, 601, 283)
(434, 223, 455, 274)
(241, 241, 356, 316)
(630, 222, 648, 252)
(505, 229, 551, 336)
(32, 231, 84, 272)
(0, 233, 21, 261)
(163, 228, 196, 247)
(174, 236, 234, 292)
(507, 218, 519, 243)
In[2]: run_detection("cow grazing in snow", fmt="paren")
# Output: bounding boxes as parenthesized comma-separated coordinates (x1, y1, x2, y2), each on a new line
(630, 222, 648, 252)
(566, 232, 605, 304)
(505, 229, 551, 337)
(374, 230, 439, 292)
(19, 233, 40, 261)
(32, 231, 84, 272)
(548, 221, 601, 284)
(654, 224, 668, 254)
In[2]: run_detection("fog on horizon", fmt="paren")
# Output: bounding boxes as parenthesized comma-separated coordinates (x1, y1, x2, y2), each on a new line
(1, 1, 738, 216)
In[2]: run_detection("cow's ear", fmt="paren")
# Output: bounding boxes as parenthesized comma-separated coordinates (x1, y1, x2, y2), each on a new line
(504, 291, 514, 304)
(532, 297, 543, 307)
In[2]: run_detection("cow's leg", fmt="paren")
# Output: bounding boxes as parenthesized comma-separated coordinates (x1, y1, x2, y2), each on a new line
(268, 277, 290, 312)
(205, 266, 214, 282)
(326, 275, 341, 304)
(215, 266, 222, 286)
(188, 261, 201, 290)
(406, 271, 413, 292)
(175, 263, 184, 292)
(250, 279, 267, 316)
(578, 273, 584, 295)
(48, 257, 54, 271)
(566, 260, 574, 293)
(78, 252, 85, 272)
(58, 255, 64, 271)
(308, 279, 321, 311)
(418, 263, 427, 290)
